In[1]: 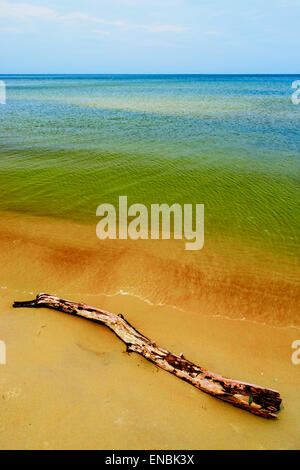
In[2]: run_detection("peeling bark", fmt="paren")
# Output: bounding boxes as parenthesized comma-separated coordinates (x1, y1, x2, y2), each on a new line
(13, 293, 281, 419)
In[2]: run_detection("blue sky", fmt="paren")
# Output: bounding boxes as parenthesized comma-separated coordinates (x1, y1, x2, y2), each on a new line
(0, 0, 299, 73)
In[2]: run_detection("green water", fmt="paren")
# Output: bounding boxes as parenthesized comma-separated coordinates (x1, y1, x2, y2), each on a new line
(0, 74, 299, 258)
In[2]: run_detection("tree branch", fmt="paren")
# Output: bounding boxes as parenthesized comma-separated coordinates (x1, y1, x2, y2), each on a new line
(13, 293, 281, 419)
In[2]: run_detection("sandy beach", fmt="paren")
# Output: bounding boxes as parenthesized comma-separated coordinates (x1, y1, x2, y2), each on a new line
(0, 212, 299, 449)
(1, 0, 300, 451)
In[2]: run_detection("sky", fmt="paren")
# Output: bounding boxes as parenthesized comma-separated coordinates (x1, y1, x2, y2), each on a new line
(0, 0, 300, 73)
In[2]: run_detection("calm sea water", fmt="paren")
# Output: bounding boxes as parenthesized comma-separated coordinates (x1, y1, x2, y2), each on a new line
(0, 74, 299, 258)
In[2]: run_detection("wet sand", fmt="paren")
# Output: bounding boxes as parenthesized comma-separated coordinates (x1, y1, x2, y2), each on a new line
(0, 212, 299, 449)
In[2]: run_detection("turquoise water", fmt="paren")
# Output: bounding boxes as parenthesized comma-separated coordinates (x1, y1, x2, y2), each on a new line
(0, 75, 299, 258)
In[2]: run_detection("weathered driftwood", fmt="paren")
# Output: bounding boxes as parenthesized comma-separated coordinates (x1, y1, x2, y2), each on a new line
(13, 293, 281, 419)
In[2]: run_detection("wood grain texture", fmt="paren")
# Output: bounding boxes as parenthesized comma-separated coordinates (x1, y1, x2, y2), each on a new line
(13, 293, 282, 419)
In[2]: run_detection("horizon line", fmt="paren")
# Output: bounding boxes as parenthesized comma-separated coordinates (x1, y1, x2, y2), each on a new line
(0, 73, 299, 76)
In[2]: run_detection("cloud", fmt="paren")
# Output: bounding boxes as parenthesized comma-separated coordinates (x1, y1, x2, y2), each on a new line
(147, 25, 188, 33)
(0, 1, 189, 34)
(0, 26, 21, 32)
(201, 31, 220, 36)
(0, 1, 58, 19)
(61, 12, 125, 27)
(112, 0, 184, 6)
(92, 29, 111, 36)
(280, 0, 300, 4)
(59, 11, 186, 33)
(60, 12, 105, 24)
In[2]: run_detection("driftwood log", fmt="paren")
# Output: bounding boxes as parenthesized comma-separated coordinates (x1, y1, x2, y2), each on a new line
(13, 293, 281, 419)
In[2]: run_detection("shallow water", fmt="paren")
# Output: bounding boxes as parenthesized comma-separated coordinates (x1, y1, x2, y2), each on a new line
(0, 213, 299, 450)
(0, 76, 299, 449)
(0, 75, 299, 260)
